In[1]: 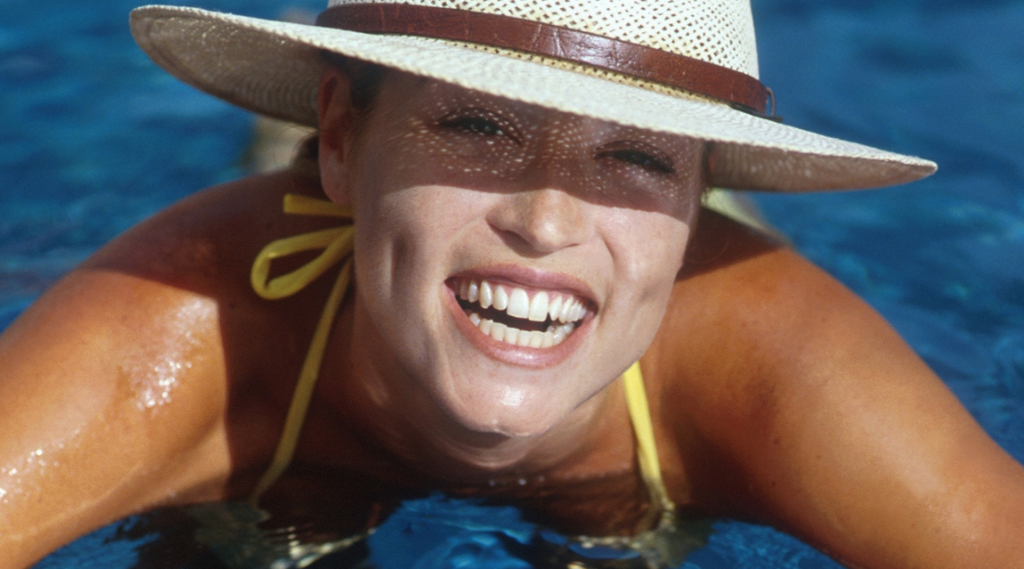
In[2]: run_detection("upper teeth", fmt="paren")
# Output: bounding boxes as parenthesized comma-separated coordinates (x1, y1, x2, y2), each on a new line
(457, 279, 587, 324)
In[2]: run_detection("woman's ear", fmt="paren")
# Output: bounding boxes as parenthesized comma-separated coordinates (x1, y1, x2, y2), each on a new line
(317, 65, 358, 206)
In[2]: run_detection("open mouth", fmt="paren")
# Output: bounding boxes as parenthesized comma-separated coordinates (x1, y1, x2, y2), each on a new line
(452, 278, 591, 349)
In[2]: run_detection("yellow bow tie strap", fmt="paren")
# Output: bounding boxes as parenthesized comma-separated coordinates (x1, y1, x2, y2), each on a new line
(249, 193, 354, 502)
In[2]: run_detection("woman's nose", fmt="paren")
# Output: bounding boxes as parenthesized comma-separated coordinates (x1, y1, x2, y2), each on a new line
(487, 187, 593, 254)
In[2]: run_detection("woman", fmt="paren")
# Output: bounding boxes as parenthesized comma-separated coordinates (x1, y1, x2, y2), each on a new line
(2, 0, 1023, 567)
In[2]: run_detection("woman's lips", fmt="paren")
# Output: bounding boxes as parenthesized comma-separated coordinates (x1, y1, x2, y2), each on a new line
(455, 278, 588, 349)
(444, 270, 596, 367)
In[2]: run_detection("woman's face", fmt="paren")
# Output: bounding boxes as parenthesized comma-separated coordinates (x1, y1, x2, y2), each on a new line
(320, 69, 703, 440)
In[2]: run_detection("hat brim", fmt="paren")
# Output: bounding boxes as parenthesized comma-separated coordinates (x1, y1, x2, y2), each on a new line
(130, 5, 936, 192)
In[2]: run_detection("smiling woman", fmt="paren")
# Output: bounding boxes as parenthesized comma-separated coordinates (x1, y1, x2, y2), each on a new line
(317, 71, 702, 441)
(3, 0, 1024, 568)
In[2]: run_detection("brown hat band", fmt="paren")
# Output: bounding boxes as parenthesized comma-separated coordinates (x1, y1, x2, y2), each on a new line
(316, 3, 774, 116)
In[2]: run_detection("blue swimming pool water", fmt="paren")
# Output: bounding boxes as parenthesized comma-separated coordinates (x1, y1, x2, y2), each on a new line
(3, 0, 1024, 567)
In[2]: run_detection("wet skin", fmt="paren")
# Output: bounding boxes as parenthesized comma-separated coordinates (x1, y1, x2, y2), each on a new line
(2, 68, 1024, 568)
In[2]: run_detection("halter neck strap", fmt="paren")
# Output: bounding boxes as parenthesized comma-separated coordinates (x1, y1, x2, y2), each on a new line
(248, 194, 355, 502)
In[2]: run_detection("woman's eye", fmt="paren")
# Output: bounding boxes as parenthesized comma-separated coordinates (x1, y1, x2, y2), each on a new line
(436, 108, 520, 143)
(442, 116, 502, 136)
(596, 143, 676, 175)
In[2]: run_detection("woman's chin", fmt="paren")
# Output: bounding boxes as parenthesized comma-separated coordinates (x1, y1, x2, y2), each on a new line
(441, 387, 570, 440)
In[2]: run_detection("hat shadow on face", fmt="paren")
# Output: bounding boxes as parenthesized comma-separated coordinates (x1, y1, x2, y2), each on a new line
(318, 66, 709, 223)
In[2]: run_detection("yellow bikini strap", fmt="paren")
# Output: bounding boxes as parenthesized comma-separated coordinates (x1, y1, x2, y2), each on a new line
(248, 194, 355, 503)
(622, 361, 676, 524)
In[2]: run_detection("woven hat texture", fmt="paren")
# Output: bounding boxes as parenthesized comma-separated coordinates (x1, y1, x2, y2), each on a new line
(130, 0, 936, 191)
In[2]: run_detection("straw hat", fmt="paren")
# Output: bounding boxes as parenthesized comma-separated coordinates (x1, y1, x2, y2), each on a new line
(130, 0, 936, 192)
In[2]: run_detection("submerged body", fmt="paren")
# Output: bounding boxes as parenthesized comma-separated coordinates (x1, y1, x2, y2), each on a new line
(3, 70, 1024, 569)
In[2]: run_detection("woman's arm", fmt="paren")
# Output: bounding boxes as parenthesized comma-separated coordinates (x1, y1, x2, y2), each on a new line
(0, 172, 308, 567)
(658, 211, 1024, 568)
(0, 263, 234, 567)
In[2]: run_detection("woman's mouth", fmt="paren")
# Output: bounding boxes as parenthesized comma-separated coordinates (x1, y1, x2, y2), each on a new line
(452, 278, 591, 349)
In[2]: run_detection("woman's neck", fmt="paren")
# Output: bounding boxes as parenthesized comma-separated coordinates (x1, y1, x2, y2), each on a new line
(320, 295, 635, 485)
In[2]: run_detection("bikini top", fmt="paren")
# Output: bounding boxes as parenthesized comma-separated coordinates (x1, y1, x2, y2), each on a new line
(247, 193, 675, 527)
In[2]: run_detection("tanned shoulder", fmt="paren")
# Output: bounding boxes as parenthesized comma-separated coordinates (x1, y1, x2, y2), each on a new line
(0, 170, 324, 566)
(649, 210, 1024, 568)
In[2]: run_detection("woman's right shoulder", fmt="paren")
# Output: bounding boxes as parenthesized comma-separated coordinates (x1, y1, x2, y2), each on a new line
(0, 171, 313, 565)
(50, 169, 340, 388)
(86, 170, 312, 287)
(0, 170, 347, 564)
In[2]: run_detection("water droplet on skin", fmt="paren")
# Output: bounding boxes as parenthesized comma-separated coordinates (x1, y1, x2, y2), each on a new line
(126, 298, 211, 410)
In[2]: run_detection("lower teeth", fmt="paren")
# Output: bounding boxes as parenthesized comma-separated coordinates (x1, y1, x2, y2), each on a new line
(467, 312, 573, 348)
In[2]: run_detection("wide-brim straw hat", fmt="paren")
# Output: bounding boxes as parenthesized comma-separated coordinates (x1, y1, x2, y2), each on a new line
(130, 0, 936, 192)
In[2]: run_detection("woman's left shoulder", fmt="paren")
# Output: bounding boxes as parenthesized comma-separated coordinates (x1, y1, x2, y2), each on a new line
(648, 208, 869, 395)
(646, 211, 1024, 568)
